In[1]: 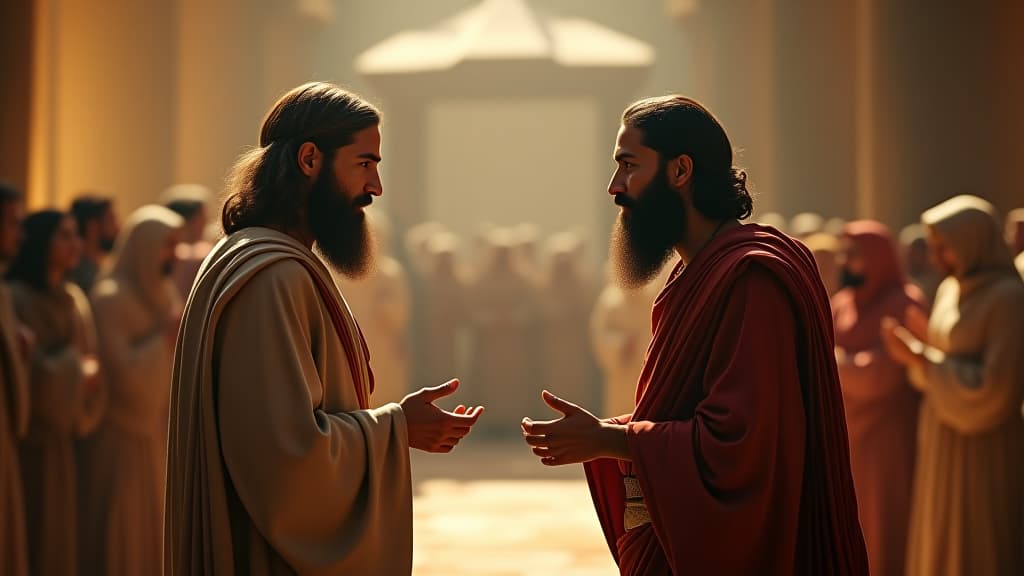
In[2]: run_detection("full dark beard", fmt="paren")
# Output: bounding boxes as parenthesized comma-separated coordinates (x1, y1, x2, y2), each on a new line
(611, 165, 686, 290)
(308, 165, 375, 278)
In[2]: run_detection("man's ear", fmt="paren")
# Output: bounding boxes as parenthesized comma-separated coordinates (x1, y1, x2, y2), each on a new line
(297, 141, 321, 178)
(670, 154, 694, 188)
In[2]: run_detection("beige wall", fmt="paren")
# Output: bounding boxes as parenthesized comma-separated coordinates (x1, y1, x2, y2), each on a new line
(425, 98, 603, 257)
(30, 0, 178, 212)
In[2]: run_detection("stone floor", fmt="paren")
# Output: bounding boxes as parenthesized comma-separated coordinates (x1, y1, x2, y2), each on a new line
(410, 440, 618, 575)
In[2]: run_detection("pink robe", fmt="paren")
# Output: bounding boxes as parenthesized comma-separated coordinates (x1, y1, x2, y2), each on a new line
(832, 221, 926, 576)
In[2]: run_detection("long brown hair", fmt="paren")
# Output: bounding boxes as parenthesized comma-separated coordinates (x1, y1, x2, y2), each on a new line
(221, 82, 381, 235)
(623, 95, 753, 220)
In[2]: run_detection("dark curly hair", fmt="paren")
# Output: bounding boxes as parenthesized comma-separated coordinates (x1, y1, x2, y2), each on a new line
(622, 95, 753, 220)
(221, 82, 381, 235)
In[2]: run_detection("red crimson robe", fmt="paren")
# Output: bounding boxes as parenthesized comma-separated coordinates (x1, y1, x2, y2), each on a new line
(585, 224, 868, 575)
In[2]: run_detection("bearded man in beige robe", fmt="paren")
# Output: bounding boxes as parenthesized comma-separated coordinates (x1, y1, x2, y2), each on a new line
(165, 82, 484, 575)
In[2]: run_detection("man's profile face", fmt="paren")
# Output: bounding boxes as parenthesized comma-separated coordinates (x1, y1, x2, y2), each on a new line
(0, 201, 23, 262)
(607, 124, 686, 289)
(308, 125, 382, 278)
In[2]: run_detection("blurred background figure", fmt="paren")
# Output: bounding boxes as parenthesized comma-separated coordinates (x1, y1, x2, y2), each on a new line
(755, 211, 788, 233)
(789, 211, 824, 239)
(334, 212, 412, 405)
(899, 224, 944, 304)
(0, 183, 30, 576)
(882, 195, 1024, 576)
(162, 184, 212, 300)
(68, 196, 119, 295)
(417, 231, 466, 394)
(83, 206, 183, 576)
(6, 210, 101, 576)
(467, 230, 537, 434)
(803, 231, 843, 297)
(823, 216, 847, 238)
(538, 232, 598, 412)
(591, 267, 655, 418)
(1005, 208, 1024, 278)
(832, 220, 926, 576)
(1005, 208, 1024, 257)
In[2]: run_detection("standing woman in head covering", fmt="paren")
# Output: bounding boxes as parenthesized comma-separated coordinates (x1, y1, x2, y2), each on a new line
(81, 205, 183, 576)
(6, 210, 101, 576)
(832, 220, 927, 576)
(882, 195, 1024, 576)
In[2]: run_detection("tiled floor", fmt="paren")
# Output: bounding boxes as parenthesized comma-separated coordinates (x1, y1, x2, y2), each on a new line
(410, 441, 618, 575)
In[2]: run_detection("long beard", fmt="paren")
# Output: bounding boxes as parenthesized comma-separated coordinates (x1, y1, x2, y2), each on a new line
(308, 166, 375, 278)
(611, 166, 686, 290)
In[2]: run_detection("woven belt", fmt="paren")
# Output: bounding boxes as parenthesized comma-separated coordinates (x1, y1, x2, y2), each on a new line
(623, 475, 651, 530)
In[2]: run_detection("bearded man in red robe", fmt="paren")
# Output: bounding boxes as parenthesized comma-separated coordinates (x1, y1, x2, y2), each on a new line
(521, 96, 868, 575)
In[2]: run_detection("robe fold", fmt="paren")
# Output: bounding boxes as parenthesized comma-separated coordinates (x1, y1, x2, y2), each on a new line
(165, 227, 412, 575)
(832, 221, 926, 576)
(0, 281, 29, 576)
(585, 224, 868, 575)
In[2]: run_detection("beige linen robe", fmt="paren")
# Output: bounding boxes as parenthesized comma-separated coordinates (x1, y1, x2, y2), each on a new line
(906, 196, 1024, 575)
(165, 227, 411, 575)
(0, 281, 30, 576)
(9, 280, 96, 576)
(82, 206, 183, 575)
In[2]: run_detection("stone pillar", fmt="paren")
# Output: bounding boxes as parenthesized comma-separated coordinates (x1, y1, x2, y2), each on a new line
(871, 1, 1024, 226)
(29, 0, 177, 212)
(0, 0, 35, 197)
(679, 0, 779, 215)
(175, 0, 267, 195)
(772, 0, 859, 220)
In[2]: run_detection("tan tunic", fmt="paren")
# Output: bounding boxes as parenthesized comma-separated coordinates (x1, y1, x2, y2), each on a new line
(907, 196, 1024, 575)
(81, 205, 183, 576)
(0, 282, 29, 576)
(165, 227, 411, 575)
(9, 281, 95, 576)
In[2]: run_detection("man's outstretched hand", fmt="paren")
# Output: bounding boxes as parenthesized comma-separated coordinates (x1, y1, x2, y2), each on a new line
(521, 390, 629, 466)
(401, 379, 484, 453)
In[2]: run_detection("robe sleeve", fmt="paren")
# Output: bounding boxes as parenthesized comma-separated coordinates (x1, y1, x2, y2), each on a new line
(910, 283, 1024, 434)
(216, 260, 411, 571)
(625, 266, 806, 572)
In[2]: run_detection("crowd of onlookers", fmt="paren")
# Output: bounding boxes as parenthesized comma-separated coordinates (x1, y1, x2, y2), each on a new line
(0, 182, 211, 575)
(1, 177, 1022, 575)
